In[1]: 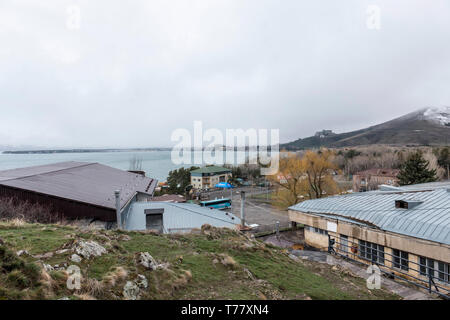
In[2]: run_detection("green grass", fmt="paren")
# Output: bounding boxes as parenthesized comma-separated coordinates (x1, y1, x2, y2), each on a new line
(0, 222, 400, 300)
(0, 223, 74, 254)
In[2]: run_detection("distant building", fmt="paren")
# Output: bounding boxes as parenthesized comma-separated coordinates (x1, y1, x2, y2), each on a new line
(0, 162, 157, 222)
(314, 130, 335, 138)
(289, 181, 450, 296)
(190, 166, 232, 189)
(123, 201, 241, 233)
(353, 168, 400, 192)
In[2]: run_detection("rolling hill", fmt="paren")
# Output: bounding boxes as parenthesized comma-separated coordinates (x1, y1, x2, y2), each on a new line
(282, 107, 450, 150)
(0, 221, 398, 300)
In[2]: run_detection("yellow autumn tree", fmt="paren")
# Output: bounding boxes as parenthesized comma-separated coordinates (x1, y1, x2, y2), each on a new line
(269, 149, 339, 208)
(301, 149, 339, 199)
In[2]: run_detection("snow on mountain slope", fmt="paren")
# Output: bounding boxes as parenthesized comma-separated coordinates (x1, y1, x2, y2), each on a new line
(282, 106, 450, 149)
(423, 106, 450, 126)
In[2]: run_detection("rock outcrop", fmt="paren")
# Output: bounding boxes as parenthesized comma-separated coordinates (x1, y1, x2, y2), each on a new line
(73, 240, 106, 259)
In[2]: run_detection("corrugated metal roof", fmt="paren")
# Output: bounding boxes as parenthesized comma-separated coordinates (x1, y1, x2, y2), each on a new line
(395, 180, 450, 191)
(289, 187, 450, 245)
(125, 201, 241, 232)
(0, 161, 157, 210)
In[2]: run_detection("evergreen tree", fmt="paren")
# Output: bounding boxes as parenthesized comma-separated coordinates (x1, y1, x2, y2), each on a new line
(166, 166, 199, 194)
(397, 151, 437, 186)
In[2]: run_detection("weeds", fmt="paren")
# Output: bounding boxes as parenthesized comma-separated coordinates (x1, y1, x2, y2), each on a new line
(0, 198, 61, 224)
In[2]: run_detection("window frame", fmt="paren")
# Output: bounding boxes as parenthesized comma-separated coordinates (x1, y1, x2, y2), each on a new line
(358, 240, 384, 265)
(392, 249, 409, 271)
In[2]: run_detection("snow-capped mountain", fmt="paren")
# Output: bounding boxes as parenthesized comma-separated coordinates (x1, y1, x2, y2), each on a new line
(283, 107, 450, 149)
(422, 106, 450, 126)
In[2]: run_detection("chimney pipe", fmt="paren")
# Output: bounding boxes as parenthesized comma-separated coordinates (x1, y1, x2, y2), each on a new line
(240, 191, 246, 228)
(115, 190, 121, 229)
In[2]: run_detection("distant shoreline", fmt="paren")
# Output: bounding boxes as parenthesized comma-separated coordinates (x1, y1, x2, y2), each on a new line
(2, 146, 278, 154)
(1, 148, 172, 154)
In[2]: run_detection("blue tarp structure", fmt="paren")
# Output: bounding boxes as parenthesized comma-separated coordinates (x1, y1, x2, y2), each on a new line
(215, 182, 234, 189)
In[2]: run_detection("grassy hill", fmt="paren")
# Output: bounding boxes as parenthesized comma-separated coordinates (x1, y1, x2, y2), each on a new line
(283, 108, 450, 150)
(0, 220, 399, 300)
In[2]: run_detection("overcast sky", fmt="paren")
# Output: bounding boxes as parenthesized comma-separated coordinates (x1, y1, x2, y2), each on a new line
(1, 0, 450, 148)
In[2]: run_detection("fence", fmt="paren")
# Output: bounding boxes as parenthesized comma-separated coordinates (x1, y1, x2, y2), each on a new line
(327, 234, 450, 299)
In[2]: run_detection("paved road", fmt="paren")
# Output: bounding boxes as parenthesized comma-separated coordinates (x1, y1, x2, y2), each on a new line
(198, 186, 290, 228)
(199, 186, 272, 200)
(230, 193, 290, 227)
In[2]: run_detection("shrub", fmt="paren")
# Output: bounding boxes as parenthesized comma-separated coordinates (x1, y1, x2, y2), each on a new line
(7, 270, 31, 288)
(0, 198, 61, 223)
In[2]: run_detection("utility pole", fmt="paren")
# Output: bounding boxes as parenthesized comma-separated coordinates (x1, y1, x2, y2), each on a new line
(115, 190, 121, 229)
(240, 191, 246, 228)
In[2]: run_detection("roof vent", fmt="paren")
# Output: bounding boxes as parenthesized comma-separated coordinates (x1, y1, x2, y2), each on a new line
(395, 200, 423, 209)
(379, 185, 402, 191)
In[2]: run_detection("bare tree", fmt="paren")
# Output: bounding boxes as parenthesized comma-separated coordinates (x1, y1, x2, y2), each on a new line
(129, 155, 143, 171)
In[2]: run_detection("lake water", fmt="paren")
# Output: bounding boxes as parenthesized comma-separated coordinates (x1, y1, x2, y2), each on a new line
(0, 151, 184, 181)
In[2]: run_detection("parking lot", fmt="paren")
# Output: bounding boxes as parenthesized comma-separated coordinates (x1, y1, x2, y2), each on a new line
(199, 186, 290, 228)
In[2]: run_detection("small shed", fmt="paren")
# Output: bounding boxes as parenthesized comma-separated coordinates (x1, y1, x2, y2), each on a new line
(124, 201, 241, 233)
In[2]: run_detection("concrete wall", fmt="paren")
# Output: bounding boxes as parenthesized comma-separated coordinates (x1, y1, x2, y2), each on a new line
(191, 176, 202, 189)
(304, 228, 328, 249)
(289, 210, 449, 262)
(191, 173, 232, 189)
(289, 209, 450, 291)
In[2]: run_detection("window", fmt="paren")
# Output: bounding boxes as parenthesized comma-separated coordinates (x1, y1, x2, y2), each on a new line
(419, 256, 435, 277)
(307, 226, 328, 235)
(392, 249, 409, 271)
(438, 262, 449, 283)
(340, 235, 349, 255)
(419, 257, 427, 276)
(420, 257, 449, 283)
(358, 240, 384, 265)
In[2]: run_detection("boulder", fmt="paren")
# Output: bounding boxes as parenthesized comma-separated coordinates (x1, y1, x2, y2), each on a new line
(288, 254, 299, 262)
(136, 252, 158, 270)
(43, 264, 54, 272)
(243, 268, 255, 280)
(53, 263, 67, 271)
(73, 240, 106, 259)
(16, 250, 30, 257)
(123, 281, 140, 300)
(34, 252, 54, 259)
(135, 274, 148, 289)
(70, 254, 82, 263)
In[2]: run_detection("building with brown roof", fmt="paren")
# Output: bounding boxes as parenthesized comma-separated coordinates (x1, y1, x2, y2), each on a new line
(352, 168, 400, 192)
(0, 161, 157, 222)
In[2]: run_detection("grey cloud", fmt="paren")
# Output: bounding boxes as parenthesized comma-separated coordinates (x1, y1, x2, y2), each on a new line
(0, 0, 449, 148)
